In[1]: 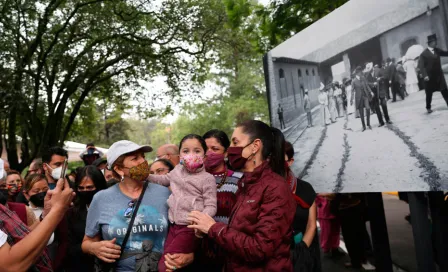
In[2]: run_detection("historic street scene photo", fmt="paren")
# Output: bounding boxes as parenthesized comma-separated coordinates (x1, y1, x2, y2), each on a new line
(264, 0, 448, 193)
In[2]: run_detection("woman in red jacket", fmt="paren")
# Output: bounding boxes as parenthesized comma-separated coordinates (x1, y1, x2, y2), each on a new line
(188, 120, 296, 272)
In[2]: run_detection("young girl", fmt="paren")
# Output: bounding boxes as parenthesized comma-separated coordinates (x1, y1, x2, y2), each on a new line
(148, 134, 217, 271)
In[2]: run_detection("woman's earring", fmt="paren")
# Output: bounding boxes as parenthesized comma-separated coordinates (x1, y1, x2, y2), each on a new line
(121, 175, 125, 182)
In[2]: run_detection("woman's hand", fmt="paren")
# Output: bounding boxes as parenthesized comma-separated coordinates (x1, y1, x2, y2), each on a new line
(164, 253, 194, 272)
(42, 178, 75, 218)
(187, 211, 216, 234)
(90, 238, 122, 263)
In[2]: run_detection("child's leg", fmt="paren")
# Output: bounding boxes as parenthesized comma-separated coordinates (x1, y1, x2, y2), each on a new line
(158, 224, 177, 271)
(158, 224, 197, 271)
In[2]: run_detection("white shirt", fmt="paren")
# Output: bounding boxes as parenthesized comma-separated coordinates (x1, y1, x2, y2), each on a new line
(0, 229, 7, 248)
(29, 205, 55, 245)
(428, 47, 435, 54)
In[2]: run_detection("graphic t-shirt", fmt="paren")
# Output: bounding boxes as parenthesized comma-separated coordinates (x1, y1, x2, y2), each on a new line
(85, 183, 170, 272)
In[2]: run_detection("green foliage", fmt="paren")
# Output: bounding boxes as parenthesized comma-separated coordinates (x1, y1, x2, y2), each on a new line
(259, 0, 349, 48)
(0, 0, 225, 170)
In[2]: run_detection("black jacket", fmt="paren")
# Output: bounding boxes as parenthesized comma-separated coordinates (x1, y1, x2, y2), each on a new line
(65, 207, 95, 272)
(418, 48, 448, 92)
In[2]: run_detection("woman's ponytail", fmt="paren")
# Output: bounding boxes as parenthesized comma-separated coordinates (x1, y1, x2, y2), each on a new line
(237, 120, 286, 178)
(270, 127, 286, 178)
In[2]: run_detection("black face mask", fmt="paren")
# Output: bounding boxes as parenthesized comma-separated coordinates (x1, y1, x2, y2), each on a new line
(77, 190, 97, 205)
(0, 189, 8, 205)
(30, 192, 47, 208)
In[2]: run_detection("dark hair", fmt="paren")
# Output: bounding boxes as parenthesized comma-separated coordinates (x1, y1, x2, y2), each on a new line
(73, 166, 107, 212)
(86, 143, 95, 147)
(75, 166, 107, 192)
(151, 159, 174, 172)
(42, 146, 68, 164)
(285, 141, 294, 161)
(237, 120, 286, 178)
(107, 178, 119, 188)
(203, 129, 230, 151)
(179, 134, 207, 154)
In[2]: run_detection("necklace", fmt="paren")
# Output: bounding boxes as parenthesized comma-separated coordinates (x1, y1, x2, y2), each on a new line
(216, 169, 228, 189)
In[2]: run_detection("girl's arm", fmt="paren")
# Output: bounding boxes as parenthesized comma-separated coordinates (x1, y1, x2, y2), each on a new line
(147, 168, 175, 187)
(201, 175, 217, 217)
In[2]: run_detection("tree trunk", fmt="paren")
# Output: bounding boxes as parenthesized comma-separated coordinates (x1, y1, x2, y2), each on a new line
(7, 105, 19, 171)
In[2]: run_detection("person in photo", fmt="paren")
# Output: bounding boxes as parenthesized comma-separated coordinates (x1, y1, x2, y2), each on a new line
(418, 34, 448, 113)
(278, 104, 286, 129)
(327, 84, 338, 123)
(403, 56, 419, 95)
(303, 89, 313, 127)
(351, 66, 374, 132)
(333, 82, 344, 118)
(318, 83, 331, 127)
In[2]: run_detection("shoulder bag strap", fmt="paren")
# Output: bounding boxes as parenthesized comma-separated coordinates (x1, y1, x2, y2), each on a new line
(113, 181, 149, 271)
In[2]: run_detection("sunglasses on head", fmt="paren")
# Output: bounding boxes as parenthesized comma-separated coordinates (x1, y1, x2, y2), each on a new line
(124, 199, 137, 218)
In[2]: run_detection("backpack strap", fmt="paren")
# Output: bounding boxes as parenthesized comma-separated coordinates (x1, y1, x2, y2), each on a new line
(113, 181, 149, 272)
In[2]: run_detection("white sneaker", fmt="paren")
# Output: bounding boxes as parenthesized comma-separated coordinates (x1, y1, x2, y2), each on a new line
(362, 261, 376, 271)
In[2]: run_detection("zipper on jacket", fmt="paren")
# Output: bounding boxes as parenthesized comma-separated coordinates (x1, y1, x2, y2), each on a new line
(228, 187, 245, 226)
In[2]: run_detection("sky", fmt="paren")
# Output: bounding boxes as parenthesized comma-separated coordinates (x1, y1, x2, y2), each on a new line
(134, 0, 271, 124)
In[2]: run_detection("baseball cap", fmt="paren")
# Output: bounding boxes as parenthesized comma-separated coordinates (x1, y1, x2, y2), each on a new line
(107, 140, 152, 170)
(92, 157, 107, 167)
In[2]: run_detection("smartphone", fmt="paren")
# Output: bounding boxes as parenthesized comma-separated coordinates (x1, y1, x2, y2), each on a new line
(60, 159, 68, 179)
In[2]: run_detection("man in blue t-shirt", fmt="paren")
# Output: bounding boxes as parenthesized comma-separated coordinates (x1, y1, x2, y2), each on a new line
(85, 183, 170, 271)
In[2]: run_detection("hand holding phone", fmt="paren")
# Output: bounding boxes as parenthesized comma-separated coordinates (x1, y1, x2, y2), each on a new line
(59, 159, 68, 188)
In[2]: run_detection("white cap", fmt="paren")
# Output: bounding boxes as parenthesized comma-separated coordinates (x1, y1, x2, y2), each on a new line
(107, 140, 152, 169)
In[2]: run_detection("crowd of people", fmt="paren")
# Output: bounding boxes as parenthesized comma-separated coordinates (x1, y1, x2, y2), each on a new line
(313, 33, 448, 131)
(0, 120, 330, 272)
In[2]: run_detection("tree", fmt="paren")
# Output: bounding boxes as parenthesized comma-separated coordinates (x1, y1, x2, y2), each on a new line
(259, 0, 349, 49)
(0, 0, 225, 171)
(169, 0, 269, 142)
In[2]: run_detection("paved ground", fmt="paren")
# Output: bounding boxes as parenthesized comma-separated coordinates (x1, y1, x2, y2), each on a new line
(286, 88, 448, 193)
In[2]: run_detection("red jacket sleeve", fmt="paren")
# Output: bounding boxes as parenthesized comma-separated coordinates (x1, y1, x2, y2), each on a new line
(208, 182, 295, 263)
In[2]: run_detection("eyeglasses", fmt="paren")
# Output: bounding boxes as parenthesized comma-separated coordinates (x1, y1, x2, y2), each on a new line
(124, 199, 137, 218)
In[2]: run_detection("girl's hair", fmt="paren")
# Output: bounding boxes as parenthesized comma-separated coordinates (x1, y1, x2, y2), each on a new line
(179, 134, 207, 154)
(285, 141, 294, 161)
(75, 166, 108, 192)
(6, 170, 23, 180)
(203, 129, 230, 151)
(24, 174, 47, 192)
(150, 159, 174, 172)
(237, 120, 286, 178)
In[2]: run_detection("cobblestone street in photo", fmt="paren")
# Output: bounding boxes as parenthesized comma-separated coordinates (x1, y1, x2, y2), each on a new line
(287, 88, 448, 193)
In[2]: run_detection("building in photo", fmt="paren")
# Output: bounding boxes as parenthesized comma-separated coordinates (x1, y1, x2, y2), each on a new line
(266, 0, 447, 129)
(264, 0, 448, 193)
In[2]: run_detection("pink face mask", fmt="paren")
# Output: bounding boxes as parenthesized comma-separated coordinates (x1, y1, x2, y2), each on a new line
(204, 151, 225, 172)
(180, 154, 204, 173)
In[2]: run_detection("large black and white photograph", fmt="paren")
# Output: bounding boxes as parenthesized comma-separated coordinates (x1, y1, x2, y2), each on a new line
(264, 0, 448, 193)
